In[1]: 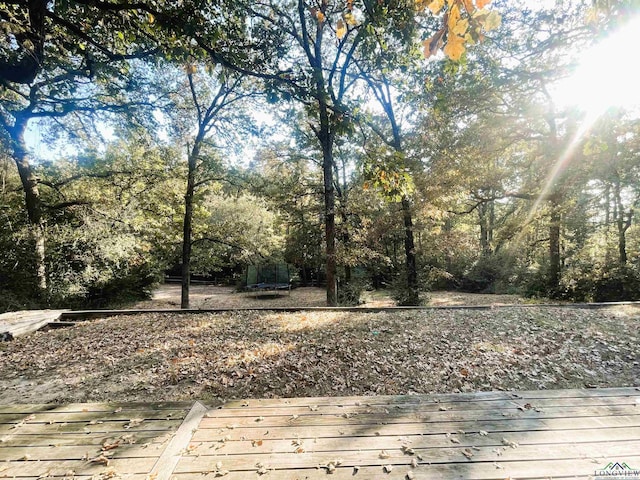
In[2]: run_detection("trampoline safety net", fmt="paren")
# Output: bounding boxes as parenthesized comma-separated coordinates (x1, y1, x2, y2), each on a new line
(245, 264, 291, 290)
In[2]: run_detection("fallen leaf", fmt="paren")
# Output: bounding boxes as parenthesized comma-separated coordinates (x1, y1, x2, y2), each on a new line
(89, 454, 111, 466)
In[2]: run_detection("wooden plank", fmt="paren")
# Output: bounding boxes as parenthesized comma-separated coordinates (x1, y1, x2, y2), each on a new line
(174, 441, 640, 473)
(205, 394, 640, 418)
(172, 455, 640, 479)
(0, 310, 67, 338)
(2, 477, 151, 480)
(0, 408, 190, 425)
(0, 430, 172, 447)
(191, 414, 640, 442)
(57, 301, 640, 322)
(0, 442, 170, 462)
(0, 401, 192, 414)
(0, 456, 156, 477)
(149, 401, 208, 480)
(0, 418, 183, 434)
(185, 425, 640, 456)
(199, 405, 640, 429)
(215, 387, 640, 409)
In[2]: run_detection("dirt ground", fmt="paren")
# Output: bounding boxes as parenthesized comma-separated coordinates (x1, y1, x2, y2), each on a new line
(132, 284, 533, 309)
(0, 304, 637, 405)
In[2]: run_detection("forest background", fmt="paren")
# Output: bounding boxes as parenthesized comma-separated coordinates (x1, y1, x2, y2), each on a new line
(1, 0, 638, 311)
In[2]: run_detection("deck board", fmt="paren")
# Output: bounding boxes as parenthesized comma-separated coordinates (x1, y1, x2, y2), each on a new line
(0, 310, 68, 338)
(0, 401, 193, 478)
(1, 387, 639, 478)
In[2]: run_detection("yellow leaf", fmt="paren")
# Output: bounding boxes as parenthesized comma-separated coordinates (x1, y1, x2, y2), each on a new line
(344, 12, 357, 25)
(147, 12, 155, 24)
(316, 10, 326, 22)
(452, 17, 468, 36)
(336, 19, 347, 39)
(443, 34, 465, 61)
(447, 4, 460, 30)
(462, 0, 473, 12)
(475, 0, 491, 8)
(427, 0, 444, 14)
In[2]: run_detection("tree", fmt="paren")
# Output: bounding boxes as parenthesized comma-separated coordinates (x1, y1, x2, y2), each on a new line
(162, 63, 254, 308)
(0, 0, 166, 292)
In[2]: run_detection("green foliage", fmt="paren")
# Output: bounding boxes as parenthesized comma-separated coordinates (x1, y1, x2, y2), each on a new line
(45, 222, 159, 309)
(390, 270, 424, 306)
(337, 278, 368, 307)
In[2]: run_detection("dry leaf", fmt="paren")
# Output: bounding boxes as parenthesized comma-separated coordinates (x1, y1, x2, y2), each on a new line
(379, 450, 390, 459)
(89, 454, 111, 466)
(383, 464, 393, 473)
(501, 438, 519, 448)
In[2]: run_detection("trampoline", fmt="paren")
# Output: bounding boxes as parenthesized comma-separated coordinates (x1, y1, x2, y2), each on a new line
(244, 263, 292, 295)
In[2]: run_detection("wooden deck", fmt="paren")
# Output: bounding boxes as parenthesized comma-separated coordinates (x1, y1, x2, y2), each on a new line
(1, 387, 639, 479)
(0, 310, 67, 339)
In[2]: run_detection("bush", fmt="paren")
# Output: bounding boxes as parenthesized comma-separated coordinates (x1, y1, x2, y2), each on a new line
(338, 279, 368, 306)
(460, 251, 518, 293)
(389, 273, 424, 306)
(46, 226, 161, 309)
(561, 264, 640, 302)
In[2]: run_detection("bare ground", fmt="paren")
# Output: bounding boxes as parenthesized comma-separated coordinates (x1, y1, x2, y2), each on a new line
(131, 284, 533, 309)
(0, 305, 637, 404)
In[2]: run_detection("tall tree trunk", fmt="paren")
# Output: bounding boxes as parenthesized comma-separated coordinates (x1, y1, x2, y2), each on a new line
(181, 142, 199, 309)
(613, 177, 630, 266)
(8, 117, 47, 292)
(320, 133, 337, 306)
(548, 203, 561, 295)
(479, 203, 489, 256)
(401, 195, 419, 304)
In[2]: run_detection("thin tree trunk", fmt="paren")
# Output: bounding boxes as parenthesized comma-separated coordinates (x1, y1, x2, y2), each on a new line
(401, 195, 418, 304)
(479, 203, 490, 256)
(548, 204, 561, 295)
(9, 117, 47, 292)
(181, 142, 199, 309)
(613, 178, 630, 266)
(321, 136, 337, 306)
